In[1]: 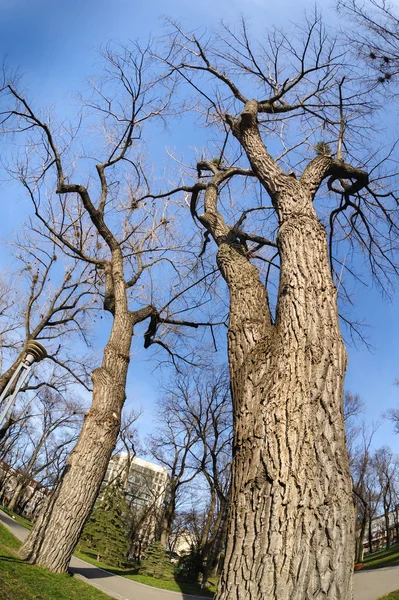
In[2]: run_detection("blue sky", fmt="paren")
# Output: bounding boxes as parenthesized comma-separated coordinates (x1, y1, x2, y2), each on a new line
(0, 0, 398, 452)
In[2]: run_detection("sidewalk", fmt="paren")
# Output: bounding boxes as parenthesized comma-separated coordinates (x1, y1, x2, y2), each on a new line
(0, 510, 206, 600)
(355, 565, 399, 600)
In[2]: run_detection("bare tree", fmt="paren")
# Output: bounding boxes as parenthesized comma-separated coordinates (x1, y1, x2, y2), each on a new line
(105, 410, 141, 489)
(147, 15, 399, 599)
(149, 392, 201, 547)
(0, 44, 205, 572)
(166, 368, 232, 584)
(374, 446, 399, 550)
(349, 419, 379, 563)
(338, 0, 399, 84)
(0, 234, 96, 400)
(6, 387, 82, 513)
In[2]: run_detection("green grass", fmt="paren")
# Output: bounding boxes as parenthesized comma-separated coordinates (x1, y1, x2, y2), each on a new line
(0, 523, 112, 600)
(377, 593, 399, 600)
(0, 508, 216, 597)
(76, 548, 216, 597)
(363, 543, 399, 570)
(0, 521, 21, 551)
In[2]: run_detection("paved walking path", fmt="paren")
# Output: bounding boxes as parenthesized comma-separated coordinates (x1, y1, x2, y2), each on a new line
(0, 510, 205, 600)
(355, 565, 399, 600)
(2, 510, 399, 600)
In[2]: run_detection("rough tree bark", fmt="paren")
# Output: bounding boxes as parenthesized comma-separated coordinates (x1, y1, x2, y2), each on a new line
(19, 249, 153, 573)
(201, 496, 228, 585)
(190, 99, 369, 599)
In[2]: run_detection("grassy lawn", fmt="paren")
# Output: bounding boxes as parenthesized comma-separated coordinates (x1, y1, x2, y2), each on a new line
(0, 508, 216, 597)
(0, 523, 112, 600)
(76, 548, 216, 597)
(377, 594, 399, 599)
(363, 543, 399, 570)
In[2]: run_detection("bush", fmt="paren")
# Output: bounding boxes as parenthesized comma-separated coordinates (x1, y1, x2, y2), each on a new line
(177, 549, 204, 582)
(79, 481, 128, 566)
(138, 542, 176, 581)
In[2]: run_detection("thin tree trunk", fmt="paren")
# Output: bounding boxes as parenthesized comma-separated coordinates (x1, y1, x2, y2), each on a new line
(8, 435, 47, 513)
(202, 499, 227, 585)
(368, 517, 373, 554)
(355, 514, 367, 564)
(159, 495, 176, 548)
(8, 478, 26, 513)
(200, 488, 217, 551)
(19, 485, 36, 516)
(385, 508, 391, 549)
(210, 503, 229, 578)
(19, 312, 133, 572)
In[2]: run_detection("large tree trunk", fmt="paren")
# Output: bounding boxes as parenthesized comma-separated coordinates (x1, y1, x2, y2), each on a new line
(19, 309, 133, 572)
(208, 102, 355, 600)
(216, 206, 353, 599)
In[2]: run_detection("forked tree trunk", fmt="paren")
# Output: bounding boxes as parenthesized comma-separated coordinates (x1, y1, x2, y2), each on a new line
(198, 101, 356, 600)
(215, 206, 353, 599)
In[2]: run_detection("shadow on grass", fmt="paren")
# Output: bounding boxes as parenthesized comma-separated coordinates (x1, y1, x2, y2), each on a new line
(0, 554, 24, 563)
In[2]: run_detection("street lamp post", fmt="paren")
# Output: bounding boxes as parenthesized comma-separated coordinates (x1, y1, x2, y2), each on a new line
(0, 340, 47, 426)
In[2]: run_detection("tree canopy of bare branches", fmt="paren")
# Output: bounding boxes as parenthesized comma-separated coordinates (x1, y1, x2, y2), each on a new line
(0, 42, 219, 573)
(143, 14, 399, 599)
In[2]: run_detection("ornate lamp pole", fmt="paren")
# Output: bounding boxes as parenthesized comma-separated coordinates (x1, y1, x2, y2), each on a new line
(0, 341, 47, 426)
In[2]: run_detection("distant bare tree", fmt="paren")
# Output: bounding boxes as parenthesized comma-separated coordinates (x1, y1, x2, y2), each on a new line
(149, 394, 201, 547)
(169, 369, 232, 585)
(0, 234, 96, 400)
(374, 445, 399, 550)
(6, 387, 82, 513)
(344, 391, 366, 466)
(350, 419, 379, 562)
(338, 0, 399, 84)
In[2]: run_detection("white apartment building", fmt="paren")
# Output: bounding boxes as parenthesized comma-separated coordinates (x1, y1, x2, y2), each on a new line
(104, 453, 169, 551)
(105, 453, 169, 510)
